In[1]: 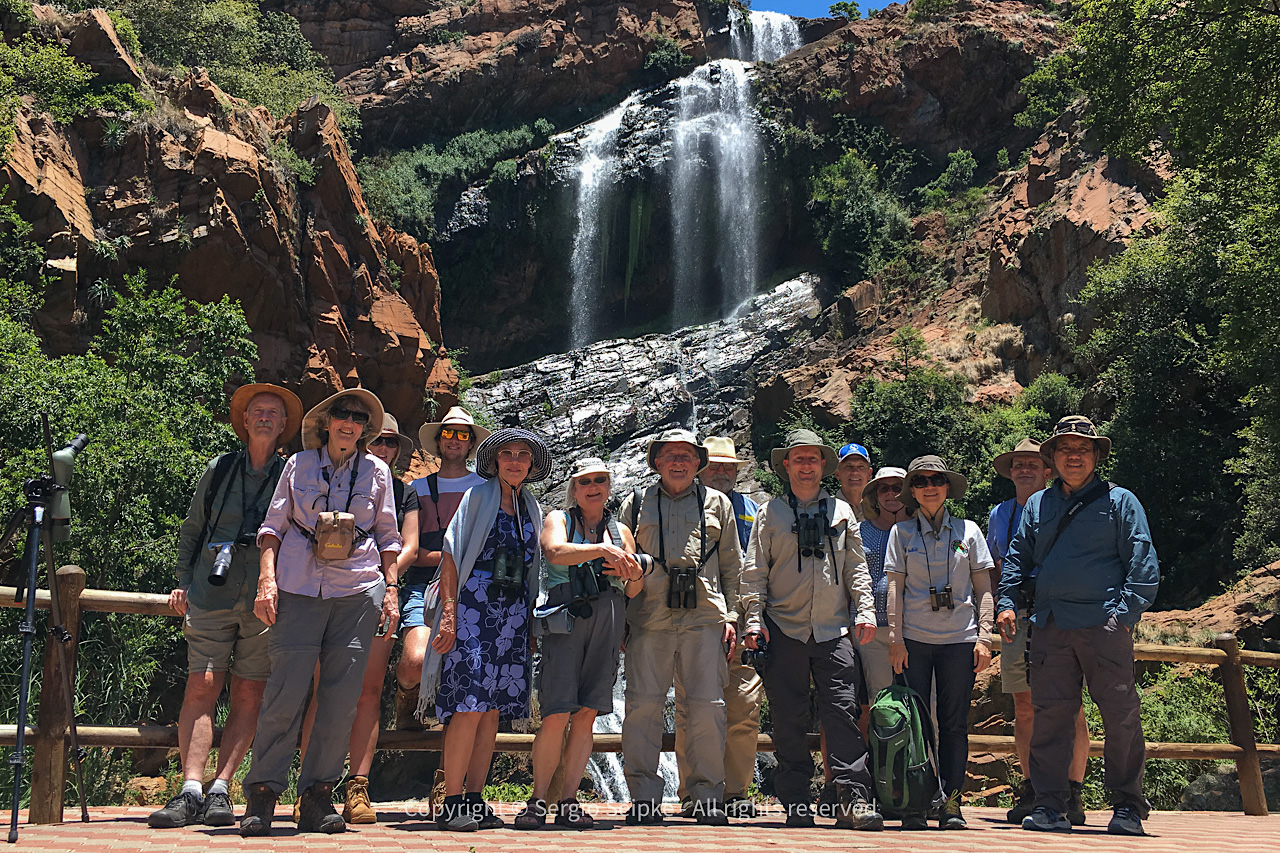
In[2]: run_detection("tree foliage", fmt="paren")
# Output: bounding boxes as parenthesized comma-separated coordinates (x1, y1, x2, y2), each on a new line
(808, 151, 911, 283)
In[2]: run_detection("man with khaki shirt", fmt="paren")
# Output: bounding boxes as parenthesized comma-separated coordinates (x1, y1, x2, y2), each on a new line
(742, 429, 881, 830)
(619, 429, 743, 826)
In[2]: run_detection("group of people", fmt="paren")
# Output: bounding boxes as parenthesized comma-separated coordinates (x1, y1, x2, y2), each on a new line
(150, 380, 1160, 838)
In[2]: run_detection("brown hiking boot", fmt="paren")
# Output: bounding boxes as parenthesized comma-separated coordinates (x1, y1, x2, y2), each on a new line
(396, 681, 423, 730)
(238, 782, 278, 837)
(297, 781, 346, 833)
(834, 784, 883, 831)
(343, 775, 377, 824)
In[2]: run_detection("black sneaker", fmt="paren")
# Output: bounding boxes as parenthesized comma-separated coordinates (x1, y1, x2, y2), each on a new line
(1022, 805, 1072, 832)
(901, 814, 929, 830)
(940, 794, 966, 830)
(202, 790, 235, 826)
(625, 801, 664, 826)
(785, 804, 815, 827)
(694, 803, 729, 826)
(1107, 804, 1145, 836)
(148, 791, 203, 828)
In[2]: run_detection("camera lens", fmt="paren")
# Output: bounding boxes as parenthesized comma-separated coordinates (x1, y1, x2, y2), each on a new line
(208, 544, 234, 587)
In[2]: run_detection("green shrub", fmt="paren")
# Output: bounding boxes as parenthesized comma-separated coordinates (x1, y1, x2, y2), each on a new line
(643, 33, 693, 79)
(830, 1, 861, 20)
(809, 150, 911, 284)
(909, 0, 954, 21)
(267, 139, 316, 186)
(422, 26, 465, 46)
(920, 148, 977, 209)
(1015, 50, 1081, 131)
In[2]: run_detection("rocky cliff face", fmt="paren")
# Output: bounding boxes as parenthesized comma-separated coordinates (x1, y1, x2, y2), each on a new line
(3, 8, 456, 438)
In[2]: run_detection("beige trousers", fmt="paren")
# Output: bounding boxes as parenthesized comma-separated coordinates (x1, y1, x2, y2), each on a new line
(675, 635, 762, 800)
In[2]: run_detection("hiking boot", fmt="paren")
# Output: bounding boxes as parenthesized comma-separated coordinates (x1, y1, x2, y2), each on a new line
(1006, 779, 1035, 823)
(1022, 805, 1072, 832)
(202, 790, 235, 826)
(436, 795, 479, 831)
(694, 802, 729, 826)
(296, 781, 345, 833)
(343, 775, 376, 824)
(625, 801, 663, 826)
(395, 681, 423, 730)
(901, 813, 929, 830)
(834, 784, 883, 831)
(724, 795, 757, 818)
(678, 797, 696, 818)
(291, 800, 300, 822)
(239, 783, 278, 837)
(554, 798, 594, 829)
(817, 780, 837, 806)
(1107, 804, 1145, 836)
(514, 797, 547, 830)
(940, 793, 967, 830)
(148, 790, 203, 828)
(785, 804, 815, 827)
(1068, 780, 1086, 826)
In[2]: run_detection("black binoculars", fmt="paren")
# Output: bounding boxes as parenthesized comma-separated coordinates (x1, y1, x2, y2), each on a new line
(929, 584, 955, 611)
(741, 637, 769, 674)
(667, 566, 698, 609)
(490, 546, 526, 597)
(792, 512, 831, 559)
(569, 559, 608, 618)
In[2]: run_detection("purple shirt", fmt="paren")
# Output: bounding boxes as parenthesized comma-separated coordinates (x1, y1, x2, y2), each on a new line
(258, 446, 403, 598)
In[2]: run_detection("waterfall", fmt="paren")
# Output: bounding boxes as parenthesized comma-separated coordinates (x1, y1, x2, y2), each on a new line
(670, 60, 761, 323)
(568, 94, 640, 348)
(729, 8, 804, 62)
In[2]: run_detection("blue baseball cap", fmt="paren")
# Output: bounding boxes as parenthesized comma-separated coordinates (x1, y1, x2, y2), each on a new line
(837, 443, 871, 465)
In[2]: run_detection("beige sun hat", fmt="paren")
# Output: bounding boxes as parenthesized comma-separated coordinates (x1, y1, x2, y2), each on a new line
(374, 413, 415, 467)
(229, 382, 302, 447)
(770, 428, 838, 480)
(418, 405, 491, 459)
(1040, 415, 1112, 462)
(861, 466, 907, 519)
(703, 436, 749, 466)
(566, 456, 611, 507)
(993, 437, 1050, 479)
(646, 428, 709, 472)
(897, 455, 967, 508)
(301, 388, 385, 451)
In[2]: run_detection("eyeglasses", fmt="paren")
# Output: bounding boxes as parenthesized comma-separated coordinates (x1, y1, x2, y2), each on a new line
(576, 475, 609, 486)
(877, 483, 901, 493)
(498, 449, 533, 462)
(439, 427, 471, 441)
(910, 473, 950, 489)
(369, 436, 398, 448)
(658, 453, 698, 465)
(329, 406, 370, 425)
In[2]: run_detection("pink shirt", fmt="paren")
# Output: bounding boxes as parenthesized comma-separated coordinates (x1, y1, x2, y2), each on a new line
(258, 447, 403, 598)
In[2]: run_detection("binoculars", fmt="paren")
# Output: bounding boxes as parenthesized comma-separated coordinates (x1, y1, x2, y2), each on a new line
(208, 542, 236, 586)
(490, 546, 527, 597)
(741, 637, 769, 674)
(569, 559, 608, 618)
(792, 512, 831, 559)
(929, 584, 955, 611)
(667, 566, 698, 609)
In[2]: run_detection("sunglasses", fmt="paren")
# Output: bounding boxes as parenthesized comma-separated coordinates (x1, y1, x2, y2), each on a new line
(439, 427, 472, 441)
(576, 475, 609, 486)
(329, 406, 370, 425)
(910, 473, 950, 489)
(369, 436, 398, 448)
(877, 482, 902, 493)
(1054, 420, 1097, 436)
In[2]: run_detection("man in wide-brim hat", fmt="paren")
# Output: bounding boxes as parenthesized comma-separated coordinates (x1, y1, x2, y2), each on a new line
(987, 439, 1087, 827)
(618, 428, 742, 826)
(996, 416, 1158, 836)
(743, 429, 881, 829)
(150, 382, 300, 830)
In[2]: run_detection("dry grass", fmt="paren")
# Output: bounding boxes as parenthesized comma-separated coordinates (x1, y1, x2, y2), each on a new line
(975, 323, 1025, 360)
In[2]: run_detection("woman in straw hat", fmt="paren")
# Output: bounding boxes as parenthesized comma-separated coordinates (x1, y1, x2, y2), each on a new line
(884, 455, 995, 831)
(418, 427, 553, 831)
(239, 389, 403, 837)
(514, 456, 642, 830)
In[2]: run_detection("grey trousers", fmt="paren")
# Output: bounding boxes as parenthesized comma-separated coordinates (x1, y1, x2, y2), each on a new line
(1029, 614, 1145, 814)
(761, 616, 872, 806)
(623, 622, 728, 805)
(245, 583, 383, 793)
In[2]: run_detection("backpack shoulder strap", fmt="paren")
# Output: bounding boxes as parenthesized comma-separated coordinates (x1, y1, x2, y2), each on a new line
(630, 486, 644, 533)
(426, 472, 440, 506)
(203, 451, 239, 518)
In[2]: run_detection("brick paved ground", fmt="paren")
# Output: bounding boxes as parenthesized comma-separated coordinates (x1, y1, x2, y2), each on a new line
(4, 804, 1276, 852)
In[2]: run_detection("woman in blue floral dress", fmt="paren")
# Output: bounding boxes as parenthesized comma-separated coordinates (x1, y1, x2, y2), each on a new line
(418, 427, 552, 831)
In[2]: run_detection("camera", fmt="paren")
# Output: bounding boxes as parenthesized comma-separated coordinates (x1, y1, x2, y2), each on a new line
(667, 566, 697, 609)
(1017, 577, 1036, 612)
(741, 636, 769, 674)
(491, 545, 526, 597)
(569, 559, 607, 618)
(929, 584, 955, 611)
(792, 512, 830, 558)
(208, 542, 235, 586)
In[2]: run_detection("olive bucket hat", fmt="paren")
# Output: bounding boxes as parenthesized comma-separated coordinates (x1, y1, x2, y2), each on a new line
(897, 455, 967, 508)
(993, 437, 1047, 479)
(1040, 415, 1112, 462)
(770, 429, 839, 480)
(646, 428, 709, 473)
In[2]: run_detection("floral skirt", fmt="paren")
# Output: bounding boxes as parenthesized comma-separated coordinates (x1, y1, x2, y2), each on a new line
(436, 567, 530, 722)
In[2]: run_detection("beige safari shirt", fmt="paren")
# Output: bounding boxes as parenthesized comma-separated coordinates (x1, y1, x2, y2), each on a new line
(619, 481, 742, 631)
(742, 489, 873, 643)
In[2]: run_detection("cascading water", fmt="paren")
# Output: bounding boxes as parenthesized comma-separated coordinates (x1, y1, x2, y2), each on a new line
(670, 60, 761, 322)
(729, 8, 804, 62)
(568, 94, 640, 348)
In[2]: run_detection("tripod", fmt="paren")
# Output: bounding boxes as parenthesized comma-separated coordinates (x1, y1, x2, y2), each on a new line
(5, 433, 89, 843)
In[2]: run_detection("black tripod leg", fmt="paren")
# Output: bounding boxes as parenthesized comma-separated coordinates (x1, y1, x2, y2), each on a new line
(40, 527, 90, 822)
(8, 515, 41, 844)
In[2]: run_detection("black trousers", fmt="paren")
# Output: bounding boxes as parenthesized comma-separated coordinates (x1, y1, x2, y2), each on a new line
(761, 615, 872, 807)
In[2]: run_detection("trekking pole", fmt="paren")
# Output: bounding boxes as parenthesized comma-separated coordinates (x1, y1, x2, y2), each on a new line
(7, 498, 45, 843)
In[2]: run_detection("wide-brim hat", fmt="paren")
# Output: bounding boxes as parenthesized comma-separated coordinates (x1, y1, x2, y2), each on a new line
(898, 455, 967, 508)
(229, 383, 302, 447)
(375, 413, 415, 467)
(646, 429, 709, 473)
(993, 437, 1050, 479)
(1040, 415, 1112, 462)
(419, 405, 491, 459)
(301, 388, 385, 451)
(703, 436, 748, 466)
(475, 427, 553, 482)
(771, 428, 839, 480)
(861, 466, 907, 519)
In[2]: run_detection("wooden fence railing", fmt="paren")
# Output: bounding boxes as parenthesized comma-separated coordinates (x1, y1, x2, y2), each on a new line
(3, 566, 1277, 822)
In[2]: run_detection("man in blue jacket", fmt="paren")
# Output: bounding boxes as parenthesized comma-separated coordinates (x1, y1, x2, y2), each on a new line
(997, 416, 1159, 837)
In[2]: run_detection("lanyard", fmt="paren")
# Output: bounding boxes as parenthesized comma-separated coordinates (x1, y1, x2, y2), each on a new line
(787, 491, 832, 570)
(317, 448, 361, 513)
(654, 485, 709, 571)
(208, 452, 279, 539)
(916, 515, 955, 588)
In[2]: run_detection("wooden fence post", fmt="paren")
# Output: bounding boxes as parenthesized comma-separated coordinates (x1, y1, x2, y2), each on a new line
(1215, 632, 1269, 816)
(29, 566, 85, 825)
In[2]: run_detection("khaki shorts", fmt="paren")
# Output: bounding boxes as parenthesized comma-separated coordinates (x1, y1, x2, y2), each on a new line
(183, 601, 271, 681)
(1001, 615, 1031, 693)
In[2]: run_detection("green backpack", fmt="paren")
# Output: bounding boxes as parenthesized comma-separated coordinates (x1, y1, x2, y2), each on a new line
(868, 680, 945, 818)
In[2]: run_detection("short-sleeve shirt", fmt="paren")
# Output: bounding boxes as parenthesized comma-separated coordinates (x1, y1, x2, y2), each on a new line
(885, 511, 994, 644)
